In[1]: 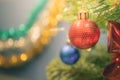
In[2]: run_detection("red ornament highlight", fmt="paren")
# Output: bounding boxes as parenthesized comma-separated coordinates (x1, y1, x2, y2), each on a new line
(69, 13, 100, 49)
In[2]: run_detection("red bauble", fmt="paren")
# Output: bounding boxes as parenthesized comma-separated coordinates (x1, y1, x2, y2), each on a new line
(69, 13, 100, 49)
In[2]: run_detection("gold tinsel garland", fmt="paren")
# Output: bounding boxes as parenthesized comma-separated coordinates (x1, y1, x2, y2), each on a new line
(0, 0, 65, 68)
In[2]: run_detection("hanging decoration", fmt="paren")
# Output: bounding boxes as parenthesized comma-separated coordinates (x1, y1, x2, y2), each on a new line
(69, 12, 100, 49)
(60, 44, 80, 65)
(68, 0, 100, 49)
(0, 0, 65, 68)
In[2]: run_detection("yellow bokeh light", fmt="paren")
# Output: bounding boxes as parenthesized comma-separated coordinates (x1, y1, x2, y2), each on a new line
(20, 53, 28, 61)
(41, 38, 49, 45)
(11, 55, 17, 63)
(0, 56, 2, 65)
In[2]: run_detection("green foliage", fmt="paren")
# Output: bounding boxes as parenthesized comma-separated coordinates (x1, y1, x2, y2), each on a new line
(61, 0, 120, 29)
(46, 45, 111, 80)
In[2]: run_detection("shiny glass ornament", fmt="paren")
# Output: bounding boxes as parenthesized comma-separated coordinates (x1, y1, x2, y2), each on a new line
(60, 44, 80, 65)
(108, 21, 120, 54)
(69, 13, 100, 49)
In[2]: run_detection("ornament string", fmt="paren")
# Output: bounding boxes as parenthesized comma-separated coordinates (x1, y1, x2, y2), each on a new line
(81, 0, 86, 12)
(78, 0, 88, 20)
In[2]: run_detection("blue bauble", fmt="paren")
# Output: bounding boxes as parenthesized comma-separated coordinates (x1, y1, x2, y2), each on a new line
(60, 45, 80, 65)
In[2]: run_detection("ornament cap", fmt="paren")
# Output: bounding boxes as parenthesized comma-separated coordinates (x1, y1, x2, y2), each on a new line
(79, 12, 88, 20)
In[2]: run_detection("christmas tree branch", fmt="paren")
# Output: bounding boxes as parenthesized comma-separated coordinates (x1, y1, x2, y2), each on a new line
(61, 0, 120, 29)
(46, 45, 111, 80)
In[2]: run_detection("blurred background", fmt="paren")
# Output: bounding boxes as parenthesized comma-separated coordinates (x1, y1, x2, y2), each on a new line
(0, 0, 68, 80)
(1, 0, 120, 80)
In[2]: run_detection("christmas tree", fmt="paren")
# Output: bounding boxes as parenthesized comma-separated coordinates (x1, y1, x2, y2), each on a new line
(46, 0, 120, 80)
